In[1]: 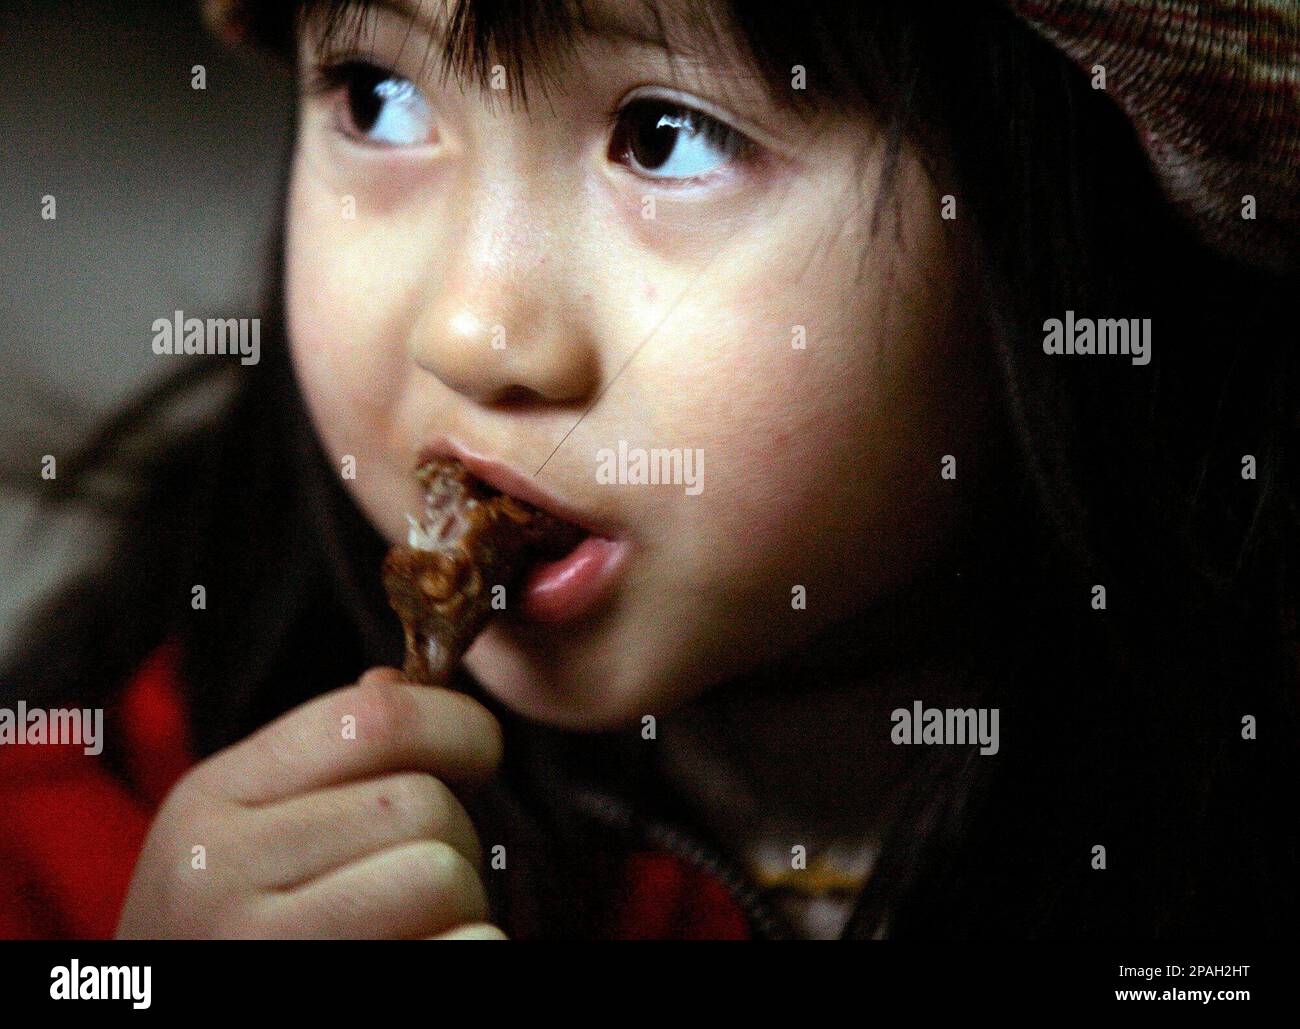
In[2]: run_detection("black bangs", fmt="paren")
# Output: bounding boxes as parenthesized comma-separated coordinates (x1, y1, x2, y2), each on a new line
(296, 0, 589, 110)
(240, 0, 870, 119)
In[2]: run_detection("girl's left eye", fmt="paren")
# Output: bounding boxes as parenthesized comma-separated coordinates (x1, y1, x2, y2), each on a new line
(609, 98, 756, 181)
(314, 60, 434, 147)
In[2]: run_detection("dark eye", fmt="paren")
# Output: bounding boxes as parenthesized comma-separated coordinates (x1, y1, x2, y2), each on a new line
(316, 60, 434, 146)
(609, 98, 752, 180)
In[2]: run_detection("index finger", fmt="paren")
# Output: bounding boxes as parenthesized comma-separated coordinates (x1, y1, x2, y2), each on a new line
(195, 668, 505, 805)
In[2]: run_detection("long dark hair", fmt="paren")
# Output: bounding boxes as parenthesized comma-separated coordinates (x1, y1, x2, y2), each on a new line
(4, 0, 1296, 937)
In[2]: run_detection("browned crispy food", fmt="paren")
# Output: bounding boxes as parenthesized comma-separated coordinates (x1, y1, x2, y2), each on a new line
(381, 458, 583, 685)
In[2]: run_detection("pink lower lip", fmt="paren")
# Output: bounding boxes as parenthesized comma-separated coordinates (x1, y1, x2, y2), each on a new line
(519, 536, 627, 623)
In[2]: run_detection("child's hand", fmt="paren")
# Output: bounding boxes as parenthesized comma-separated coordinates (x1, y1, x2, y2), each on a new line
(115, 667, 507, 939)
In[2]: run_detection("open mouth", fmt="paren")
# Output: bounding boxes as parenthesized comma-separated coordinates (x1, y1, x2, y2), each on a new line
(405, 458, 582, 559)
(410, 457, 585, 563)
(382, 455, 626, 684)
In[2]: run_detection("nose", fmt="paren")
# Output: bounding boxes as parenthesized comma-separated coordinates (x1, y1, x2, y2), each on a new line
(407, 186, 600, 407)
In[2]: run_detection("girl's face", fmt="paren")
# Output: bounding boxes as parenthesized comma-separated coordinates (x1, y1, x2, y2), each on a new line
(286, 0, 984, 729)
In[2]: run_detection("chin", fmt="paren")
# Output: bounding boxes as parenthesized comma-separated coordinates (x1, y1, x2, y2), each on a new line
(462, 630, 636, 733)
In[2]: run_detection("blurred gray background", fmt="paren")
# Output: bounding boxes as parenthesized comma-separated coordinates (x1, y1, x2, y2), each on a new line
(0, 0, 294, 660)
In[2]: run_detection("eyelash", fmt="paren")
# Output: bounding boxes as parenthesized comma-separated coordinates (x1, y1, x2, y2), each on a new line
(307, 57, 760, 180)
(305, 58, 357, 99)
(605, 97, 758, 182)
(307, 58, 411, 133)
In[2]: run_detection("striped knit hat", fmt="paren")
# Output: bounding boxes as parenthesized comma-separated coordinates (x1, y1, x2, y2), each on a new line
(1007, 0, 1299, 272)
(205, 0, 1300, 271)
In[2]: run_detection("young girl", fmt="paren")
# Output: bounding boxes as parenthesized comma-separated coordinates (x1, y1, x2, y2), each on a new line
(2, 0, 1296, 939)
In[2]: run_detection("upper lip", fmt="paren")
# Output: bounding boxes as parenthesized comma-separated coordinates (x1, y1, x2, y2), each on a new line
(416, 438, 620, 540)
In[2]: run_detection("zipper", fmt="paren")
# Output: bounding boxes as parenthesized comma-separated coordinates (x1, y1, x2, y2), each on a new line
(566, 783, 796, 941)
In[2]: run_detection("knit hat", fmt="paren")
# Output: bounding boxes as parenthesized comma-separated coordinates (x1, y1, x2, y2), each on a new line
(1008, 0, 1298, 271)
(204, 0, 1299, 271)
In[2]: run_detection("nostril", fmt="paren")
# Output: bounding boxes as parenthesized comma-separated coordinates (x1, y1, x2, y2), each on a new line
(490, 384, 545, 408)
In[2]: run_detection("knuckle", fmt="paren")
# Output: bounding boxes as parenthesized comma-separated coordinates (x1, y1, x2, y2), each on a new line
(356, 666, 405, 687)
(412, 838, 459, 879)
(413, 841, 489, 920)
(347, 678, 420, 750)
(382, 773, 484, 868)
(447, 694, 504, 772)
(384, 772, 447, 835)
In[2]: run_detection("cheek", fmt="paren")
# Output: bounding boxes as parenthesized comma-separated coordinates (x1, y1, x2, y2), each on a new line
(667, 354, 876, 616)
(285, 163, 413, 436)
(660, 180, 965, 613)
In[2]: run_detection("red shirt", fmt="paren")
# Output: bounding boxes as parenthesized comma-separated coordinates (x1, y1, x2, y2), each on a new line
(0, 644, 749, 939)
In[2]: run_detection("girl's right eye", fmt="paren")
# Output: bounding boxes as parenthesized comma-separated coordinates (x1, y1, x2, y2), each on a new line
(313, 60, 435, 147)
